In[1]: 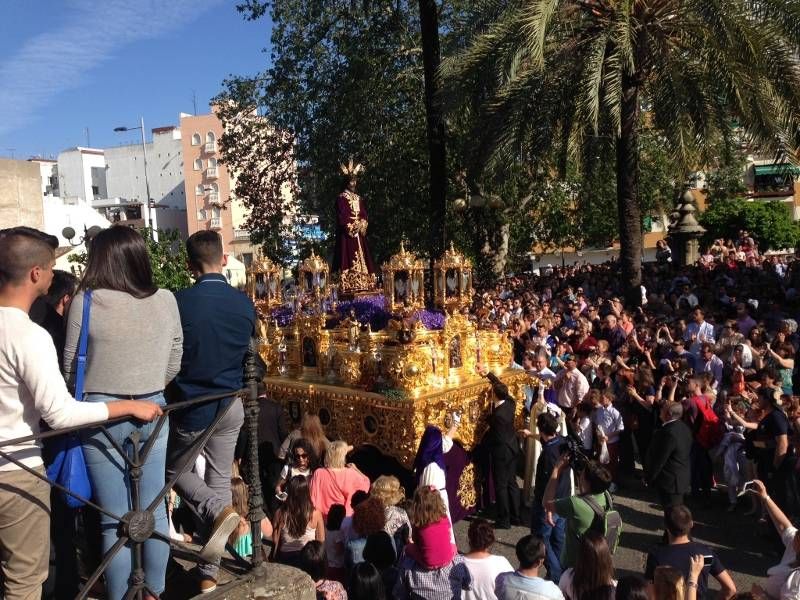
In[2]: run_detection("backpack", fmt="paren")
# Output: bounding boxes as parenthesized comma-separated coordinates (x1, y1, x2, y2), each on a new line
(580, 492, 622, 555)
(695, 396, 723, 450)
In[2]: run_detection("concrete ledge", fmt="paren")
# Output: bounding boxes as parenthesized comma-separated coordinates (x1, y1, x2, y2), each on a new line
(250, 564, 316, 600)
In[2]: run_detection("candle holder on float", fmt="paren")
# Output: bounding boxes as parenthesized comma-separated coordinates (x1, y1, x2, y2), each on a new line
(246, 251, 283, 312)
(433, 242, 473, 313)
(382, 241, 425, 313)
(299, 250, 330, 300)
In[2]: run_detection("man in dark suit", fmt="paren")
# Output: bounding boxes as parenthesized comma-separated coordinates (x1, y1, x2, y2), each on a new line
(479, 366, 522, 528)
(645, 401, 693, 512)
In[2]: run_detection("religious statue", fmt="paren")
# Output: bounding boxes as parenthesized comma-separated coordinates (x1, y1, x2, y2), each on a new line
(342, 308, 361, 352)
(334, 159, 377, 294)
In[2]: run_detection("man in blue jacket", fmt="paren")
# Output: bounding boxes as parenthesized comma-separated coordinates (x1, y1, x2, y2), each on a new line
(166, 231, 255, 593)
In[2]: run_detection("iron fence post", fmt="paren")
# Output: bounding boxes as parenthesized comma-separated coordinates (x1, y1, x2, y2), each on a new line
(244, 339, 266, 571)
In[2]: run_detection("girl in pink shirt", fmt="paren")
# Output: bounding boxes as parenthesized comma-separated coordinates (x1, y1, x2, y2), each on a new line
(405, 485, 457, 569)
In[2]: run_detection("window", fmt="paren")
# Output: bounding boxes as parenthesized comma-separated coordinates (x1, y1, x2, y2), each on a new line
(194, 158, 202, 171)
(208, 157, 217, 167)
(197, 209, 205, 221)
(195, 184, 203, 195)
(210, 182, 219, 193)
(191, 133, 201, 146)
(211, 206, 221, 218)
(206, 132, 216, 143)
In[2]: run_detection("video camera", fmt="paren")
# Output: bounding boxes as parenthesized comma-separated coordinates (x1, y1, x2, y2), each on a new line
(560, 429, 589, 472)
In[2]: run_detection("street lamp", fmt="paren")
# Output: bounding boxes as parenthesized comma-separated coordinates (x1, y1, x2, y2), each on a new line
(114, 117, 157, 240)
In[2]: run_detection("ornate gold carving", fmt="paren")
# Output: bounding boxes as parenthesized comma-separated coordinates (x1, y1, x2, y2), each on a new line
(457, 463, 477, 509)
(262, 369, 535, 468)
(340, 262, 377, 295)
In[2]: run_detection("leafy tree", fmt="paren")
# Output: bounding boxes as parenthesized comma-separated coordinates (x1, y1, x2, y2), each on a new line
(143, 228, 192, 291)
(441, 0, 800, 305)
(699, 200, 799, 253)
(218, 1, 434, 266)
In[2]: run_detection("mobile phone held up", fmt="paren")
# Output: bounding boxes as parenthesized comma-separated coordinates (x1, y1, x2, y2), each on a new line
(703, 555, 714, 567)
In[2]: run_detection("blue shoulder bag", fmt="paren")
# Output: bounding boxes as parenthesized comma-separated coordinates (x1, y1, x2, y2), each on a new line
(46, 290, 94, 508)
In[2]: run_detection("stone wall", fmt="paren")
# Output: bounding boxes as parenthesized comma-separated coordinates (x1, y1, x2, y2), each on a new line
(0, 159, 43, 230)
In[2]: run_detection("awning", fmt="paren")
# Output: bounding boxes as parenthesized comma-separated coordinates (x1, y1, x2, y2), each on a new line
(754, 164, 800, 176)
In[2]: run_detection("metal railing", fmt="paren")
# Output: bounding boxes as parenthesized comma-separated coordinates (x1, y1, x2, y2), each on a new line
(0, 345, 265, 599)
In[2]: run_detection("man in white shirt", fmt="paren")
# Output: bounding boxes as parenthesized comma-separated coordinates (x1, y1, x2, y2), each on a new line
(592, 391, 624, 488)
(699, 343, 724, 391)
(684, 308, 715, 357)
(552, 354, 589, 415)
(0, 227, 161, 600)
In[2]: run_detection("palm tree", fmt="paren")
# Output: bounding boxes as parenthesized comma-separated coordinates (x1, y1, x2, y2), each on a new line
(442, 0, 800, 305)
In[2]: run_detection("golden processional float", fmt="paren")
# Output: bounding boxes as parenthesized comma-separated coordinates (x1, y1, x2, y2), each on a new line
(248, 243, 543, 478)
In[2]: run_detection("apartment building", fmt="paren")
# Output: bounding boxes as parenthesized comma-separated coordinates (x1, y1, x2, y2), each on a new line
(179, 111, 255, 259)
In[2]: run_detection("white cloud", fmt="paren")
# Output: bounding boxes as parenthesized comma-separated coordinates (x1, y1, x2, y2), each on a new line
(0, 0, 223, 136)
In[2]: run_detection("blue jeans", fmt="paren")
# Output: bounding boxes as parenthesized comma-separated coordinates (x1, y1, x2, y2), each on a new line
(531, 502, 566, 583)
(81, 393, 169, 599)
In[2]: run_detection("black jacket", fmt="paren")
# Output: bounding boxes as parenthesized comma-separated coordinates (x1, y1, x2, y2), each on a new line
(484, 373, 520, 453)
(645, 419, 693, 495)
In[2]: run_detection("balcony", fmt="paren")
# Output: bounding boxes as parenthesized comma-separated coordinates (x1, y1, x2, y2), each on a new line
(206, 166, 218, 179)
(233, 228, 251, 241)
(205, 141, 216, 153)
(208, 192, 223, 206)
(210, 217, 222, 229)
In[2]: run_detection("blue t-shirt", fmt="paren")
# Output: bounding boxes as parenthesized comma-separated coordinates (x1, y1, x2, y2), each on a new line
(172, 274, 255, 430)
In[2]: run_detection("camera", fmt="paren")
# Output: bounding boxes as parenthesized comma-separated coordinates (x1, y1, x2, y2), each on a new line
(560, 430, 589, 472)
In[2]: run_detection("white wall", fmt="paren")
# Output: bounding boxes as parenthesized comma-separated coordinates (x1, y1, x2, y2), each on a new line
(57, 148, 105, 204)
(105, 128, 186, 209)
(30, 160, 59, 196)
(104, 128, 186, 235)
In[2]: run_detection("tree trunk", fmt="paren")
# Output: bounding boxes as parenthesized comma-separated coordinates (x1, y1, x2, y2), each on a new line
(616, 75, 643, 307)
(418, 0, 447, 262)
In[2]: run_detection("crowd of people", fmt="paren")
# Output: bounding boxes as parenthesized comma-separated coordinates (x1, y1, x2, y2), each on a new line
(3, 223, 800, 600)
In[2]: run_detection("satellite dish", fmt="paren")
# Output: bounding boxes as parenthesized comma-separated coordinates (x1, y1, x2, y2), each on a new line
(61, 227, 76, 241)
(85, 226, 103, 239)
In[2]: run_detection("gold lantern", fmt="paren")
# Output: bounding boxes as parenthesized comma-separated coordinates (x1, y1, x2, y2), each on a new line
(433, 242, 473, 312)
(299, 249, 330, 297)
(382, 241, 425, 312)
(246, 250, 283, 311)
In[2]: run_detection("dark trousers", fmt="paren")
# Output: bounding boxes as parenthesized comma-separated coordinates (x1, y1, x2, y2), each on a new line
(690, 442, 713, 495)
(491, 445, 520, 526)
(658, 490, 686, 516)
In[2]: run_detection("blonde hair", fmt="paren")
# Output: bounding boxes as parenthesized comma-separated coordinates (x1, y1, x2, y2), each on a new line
(653, 566, 684, 600)
(229, 477, 249, 544)
(408, 485, 447, 528)
(371, 475, 406, 507)
(325, 440, 349, 469)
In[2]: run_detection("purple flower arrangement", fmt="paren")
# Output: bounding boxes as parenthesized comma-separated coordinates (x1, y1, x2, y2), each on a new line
(269, 293, 447, 331)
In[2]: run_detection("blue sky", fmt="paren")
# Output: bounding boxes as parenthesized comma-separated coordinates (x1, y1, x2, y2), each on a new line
(0, 0, 271, 159)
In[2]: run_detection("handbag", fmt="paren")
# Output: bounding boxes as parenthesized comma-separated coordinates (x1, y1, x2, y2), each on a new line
(46, 290, 94, 508)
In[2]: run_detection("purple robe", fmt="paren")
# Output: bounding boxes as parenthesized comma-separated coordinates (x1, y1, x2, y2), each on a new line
(333, 191, 376, 274)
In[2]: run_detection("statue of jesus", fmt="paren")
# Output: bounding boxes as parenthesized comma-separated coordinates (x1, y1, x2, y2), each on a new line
(333, 160, 376, 290)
